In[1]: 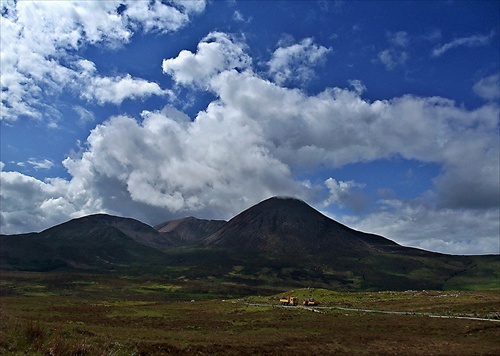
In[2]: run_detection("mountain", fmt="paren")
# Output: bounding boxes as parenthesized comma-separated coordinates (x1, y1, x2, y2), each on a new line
(0, 214, 168, 271)
(155, 217, 226, 246)
(203, 196, 403, 259)
(202, 197, 498, 290)
(67, 214, 173, 249)
(1, 197, 498, 291)
(202, 196, 443, 265)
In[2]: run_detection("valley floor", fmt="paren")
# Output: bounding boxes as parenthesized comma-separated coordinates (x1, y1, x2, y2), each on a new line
(1, 271, 499, 355)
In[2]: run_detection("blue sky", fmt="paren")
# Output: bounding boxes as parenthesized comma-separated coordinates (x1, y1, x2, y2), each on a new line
(1, 0, 499, 255)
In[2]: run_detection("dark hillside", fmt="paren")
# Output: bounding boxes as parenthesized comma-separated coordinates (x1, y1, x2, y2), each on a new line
(203, 196, 401, 259)
(155, 217, 226, 246)
(0, 215, 167, 270)
(62, 214, 174, 249)
(203, 197, 498, 290)
(0, 197, 498, 291)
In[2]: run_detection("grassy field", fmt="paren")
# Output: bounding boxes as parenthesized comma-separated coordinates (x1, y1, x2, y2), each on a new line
(1, 271, 499, 355)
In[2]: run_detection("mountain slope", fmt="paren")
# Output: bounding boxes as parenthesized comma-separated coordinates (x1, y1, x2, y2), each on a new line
(55, 214, 170, 249)
(203, 196, 403, 258)
(0, 214, 167, 270)
(1, 198, 497, 291)
(155, 217, 226, 246)
(202, 197, 495, 290)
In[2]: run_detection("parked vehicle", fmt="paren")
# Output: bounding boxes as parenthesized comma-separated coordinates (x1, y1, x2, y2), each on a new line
(303, 297, 318, 306)
(279, 296, 298, 306)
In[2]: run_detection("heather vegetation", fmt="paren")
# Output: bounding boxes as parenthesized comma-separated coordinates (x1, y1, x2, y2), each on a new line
(1, 271, 499, 355)
(1, 198, 498, 354)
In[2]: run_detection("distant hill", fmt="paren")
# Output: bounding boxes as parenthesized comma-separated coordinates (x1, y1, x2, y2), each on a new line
(1, 197, 498, 291)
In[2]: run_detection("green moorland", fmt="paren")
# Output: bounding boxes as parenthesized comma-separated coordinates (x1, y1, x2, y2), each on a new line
(1, 270, 499, 355)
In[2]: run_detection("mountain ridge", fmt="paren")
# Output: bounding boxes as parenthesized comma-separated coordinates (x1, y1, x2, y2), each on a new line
(1, 196, 498, 291)
(0, 214, 167, 270)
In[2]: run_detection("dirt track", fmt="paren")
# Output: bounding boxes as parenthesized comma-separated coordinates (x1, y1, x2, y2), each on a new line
(245, 303, 500, 322)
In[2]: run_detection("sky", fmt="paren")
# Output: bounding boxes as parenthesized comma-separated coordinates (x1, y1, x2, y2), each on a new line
(1, 0, 499, 255)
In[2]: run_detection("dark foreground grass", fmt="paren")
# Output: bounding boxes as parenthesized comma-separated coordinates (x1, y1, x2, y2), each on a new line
(1, 271, 499, 355)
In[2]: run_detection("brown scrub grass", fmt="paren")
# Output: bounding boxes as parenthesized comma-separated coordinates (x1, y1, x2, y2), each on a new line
(0, 271, 499, 355)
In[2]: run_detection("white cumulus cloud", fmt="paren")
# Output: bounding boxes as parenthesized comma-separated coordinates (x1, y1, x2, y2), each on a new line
(82, 74, 169, 105)
(324, 178, 366, 212)
(0, 0, 206, 122)
(0, 170, 102, 234)
(473, 73, 500, 101)
(267, 37, 331, 86)
(27, 159, 55, 171)
(162, 32, 252, 88)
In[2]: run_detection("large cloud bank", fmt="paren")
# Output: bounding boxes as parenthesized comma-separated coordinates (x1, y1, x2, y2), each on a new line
(1, 10, 498, 254)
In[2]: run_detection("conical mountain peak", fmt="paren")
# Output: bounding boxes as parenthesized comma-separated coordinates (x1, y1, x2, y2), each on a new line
(203, 196, 398, 260)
